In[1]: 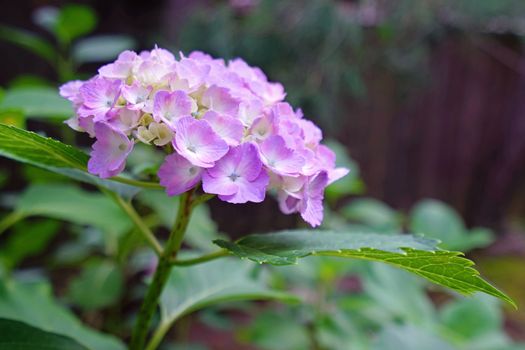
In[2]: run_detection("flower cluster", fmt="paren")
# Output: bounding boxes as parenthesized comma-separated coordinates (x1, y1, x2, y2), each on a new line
(60, 48, 348, 226)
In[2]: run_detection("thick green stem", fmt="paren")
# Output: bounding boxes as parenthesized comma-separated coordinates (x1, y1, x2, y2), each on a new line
(130, 190, 195, 350)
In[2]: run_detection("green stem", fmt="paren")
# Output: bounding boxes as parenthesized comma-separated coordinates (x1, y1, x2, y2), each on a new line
(103, 189, 163, 256)
(130, 190, 195, 350)
(110, 176, 164, 190)
(170, 249, 229, 266)
(0, 211, 26, 236)
(145, 321, 172, 350)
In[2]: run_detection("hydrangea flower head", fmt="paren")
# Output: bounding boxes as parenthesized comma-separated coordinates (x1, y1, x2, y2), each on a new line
(60, 47, 348, 226)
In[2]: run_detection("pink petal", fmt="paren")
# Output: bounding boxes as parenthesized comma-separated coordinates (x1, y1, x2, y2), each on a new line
(153, 90, 193, 125)
(174, 117, 229, 168)
(201, 85, 239, 116)
(259, 135, 304, 176)
(158, 153, 203, 196)
(202, 171, 238, 196)
(202, 111, 244, 146)
(87, 122, 133, 178)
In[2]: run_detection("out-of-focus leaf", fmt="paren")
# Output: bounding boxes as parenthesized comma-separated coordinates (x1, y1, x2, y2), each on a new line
(73, 35, 137, 64)
(68, 260, 123, 310)
(0, 87, 72, 119)
(215, 230, 515, 307)
(237, 311, 310, 350)
(55, 4, 96, 44)
(8, 75, 52, 88)
(0, 278, 125, 350)
(342, 198, 402, 232)
(0, 25, 56, 64)
(0, 318, 88, 350)
(373, 324, 454, 350)
(158, 259, 297, 342)
(440, 294, 501, 341)
(361, 263, 435, 325)
(410, 199, 494, 251)
(324, 139, 365, 200)
(33, 6, 60, 33)
(14, 184, 131, 237)
(0, 124, 140, 198)
(0, 110, 25, 128)
(0, 219, 59, 269)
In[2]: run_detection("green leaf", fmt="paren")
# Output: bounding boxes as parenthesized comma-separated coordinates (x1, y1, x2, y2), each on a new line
(55, 4, 96, 44)
(0, 318, 88, 350)
(0, 87, 73, 119)
(373, 324, 455, 350)
(342, 198, 402, 232)
(0, 25, 56, 64)
(14, 184, 131, 237)
(410, 199, 494, 251)
(160, 258, 297, 329)
(323, 139, 365, 200)
(0, 219, 59, 269)
(73, 35, 137, 64)
(0, 124, 140, 198)
(68, 260, 123, 310)
(0, 278, 125, 350)
(214, 230, 515, 307)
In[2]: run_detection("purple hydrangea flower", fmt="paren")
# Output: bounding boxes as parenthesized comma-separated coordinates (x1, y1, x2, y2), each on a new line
(61, 47, 349, 226)
(202, 143, 269, 203)
(87, 122, 133, 178)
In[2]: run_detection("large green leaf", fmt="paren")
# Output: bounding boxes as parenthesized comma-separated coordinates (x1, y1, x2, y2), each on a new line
(0, 87, 73, 119)
(153, 259, 297, 348)
(67, 260, 123, 310)
(0, 124, 139, 198)
(161, 258, 297, 322)
(0, 278, 125, 350)
(0, 318, 88, 350)
(214, 230, 515, 307)
(14, 184, 131, 236)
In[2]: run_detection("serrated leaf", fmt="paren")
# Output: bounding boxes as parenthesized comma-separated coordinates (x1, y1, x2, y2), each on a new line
(214, 230, 515, 307)
(0, 318, 89, 350)
(0, 278, 125, 350)
(0, 87, 73, 119)
(0, 124, 139, 198)
(157, 258, 297, 343)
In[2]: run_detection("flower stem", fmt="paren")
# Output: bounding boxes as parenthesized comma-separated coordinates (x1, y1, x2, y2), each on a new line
(170, 249, 230, 266)
(111, 176, 164, 190)
(104, 190, 163, 256)
(130, 190, 195, 350)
